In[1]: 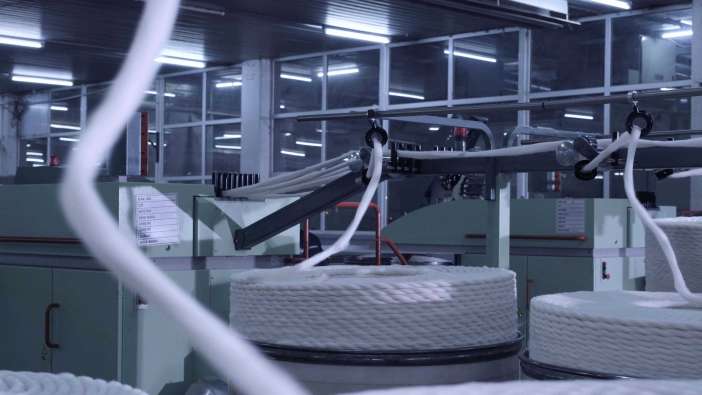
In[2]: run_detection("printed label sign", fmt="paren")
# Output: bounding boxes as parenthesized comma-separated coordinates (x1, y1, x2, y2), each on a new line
(556, 199, 585, 234)
(134, 192, 180, 246)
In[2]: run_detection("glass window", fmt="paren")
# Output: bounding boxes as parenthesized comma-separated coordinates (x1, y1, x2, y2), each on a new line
(325, 192, 377, 232)
(390, 41, 448, 104)
(611, 92, 690, 134)
(49, 136, 79, 166)
(613, 9, 692, 86)
(207, 68, 242, 120)
(20, 138, 48, 167)
(273, 119, 322, 172)
(327, 50, 380, 109)
(165, 73, 203, 125)
(86, 84, 108, 118)
(275, 57, 323, 113)
(453, 32, 519, 99)
(531, 21, 605, 92)
(326, 119, 369, 160)
(206, 124, 241, 174)
(163, 126, 202, 177)
(530, 101, 605, 135)
(50, 89, 81, 133)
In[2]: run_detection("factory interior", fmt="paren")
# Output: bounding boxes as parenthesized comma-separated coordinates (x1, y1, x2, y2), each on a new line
(2, 0, 702, 394)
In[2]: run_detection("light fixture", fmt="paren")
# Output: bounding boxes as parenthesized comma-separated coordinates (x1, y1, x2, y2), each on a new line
(595, 175, 604, 180)
(662, 30, 693, 39)
(444, 49, 497, 63)
(26, 151, 43, 156)
(660, 87, 675, 91)
(50, 105, 68, 112)
(12, 75, 73, 87)
(280, 104, 287, 110)
(50, 123, 81, 131)
(59, 137, 79, 142)
(145, 90, 176, 98)
(281, 149, 306, 157)
(588, 0, 630, 10)
(614, 171, 624, 176)
(681, 19, 693, 26)
(215, 81, 242, 88)
(280, 73, 312, 83)
(215, 144, 241, 150)
(25, 157, 44, 163)
(389, 91, 425, 101)
(429, 126, 440, 131)
(564, 113, 594, 121)
(0, 35, 43, 49)
(148, 129, 158, 134)
(324, 27, 390, 44)
(155, 56, 206, 69)
(317, 67, 360, 78)
(284, 132, 292, 137)
(295, 139, 322, 148)
(215, 133, 242, 140)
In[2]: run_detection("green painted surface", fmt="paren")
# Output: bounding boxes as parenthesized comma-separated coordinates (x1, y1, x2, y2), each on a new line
(0, 266, 52, 372)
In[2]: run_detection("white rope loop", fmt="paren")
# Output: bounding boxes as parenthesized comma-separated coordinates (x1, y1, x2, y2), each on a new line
(0, 371, 147, 395)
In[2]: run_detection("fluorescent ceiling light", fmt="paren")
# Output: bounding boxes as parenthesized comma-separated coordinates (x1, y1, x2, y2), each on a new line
(281, 149, 306, 157)
(215, 81, 242, 88)
(588, 0, 630, 10)
(215, 133, 242, 140)
(25, 157, 44, 163)
(295, 139, 322, 148)
(284, 132, 292, 137)
(681, 19, 693, 26)
(280, 73, 312, 83)
(145, 90, 176, 98)
(444, 49, 497, 63)
(50, 105, 68, 112)
(215, 144, 241, 150)
(662, 30, 693, 39)
(317, 67, 360, 77)
(26, 151, 43, 156)
(148, 129, 157, 134)
(0, 35, 43, 48)
(564, 113, 594, 121)
(389, 91, 425, 101)
(50, 123, 81, 131)
(12, 75, 73, 87)
(59, 137, 79, 142)
(280, 105, 287, 110)
(429, 126, 440, 131)
(660, 87, 675, 91)
(155, 56, 206, 69)
(324, 27, 390, 44)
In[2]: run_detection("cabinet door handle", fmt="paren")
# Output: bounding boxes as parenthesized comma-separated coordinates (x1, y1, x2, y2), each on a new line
(44, 303, 60, 349)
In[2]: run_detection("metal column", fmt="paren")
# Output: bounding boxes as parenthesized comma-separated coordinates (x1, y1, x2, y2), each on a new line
(241, 59, 273, 178)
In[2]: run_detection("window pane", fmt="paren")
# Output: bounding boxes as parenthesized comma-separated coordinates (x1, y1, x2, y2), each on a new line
(165, 73, 202, 124)
(530, 101, 605, 135)
(164, 126, 202, 176)
(453, 32, 519, 99)
(50, 89, 81, 133)
(207, 68, 242, 120)
(49, 136, 79, 166)
(86, 84, 108, 118)
(20, 138, 48, 167)
(276, 57, 322, 113)
(611, 91, 690, 133)
(613, 9, 692, 85)
(206, 124, 241, 174)
(390, 42, 448, 104)
(326, 119, 368, 160)
(327, 50, 379, 109)
(325, 191, 377, 231)
(532, 21, 605, 92)
(273, 119, 322, 172)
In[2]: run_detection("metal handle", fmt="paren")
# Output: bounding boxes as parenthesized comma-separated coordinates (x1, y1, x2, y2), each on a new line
(44, 303, 60, 349)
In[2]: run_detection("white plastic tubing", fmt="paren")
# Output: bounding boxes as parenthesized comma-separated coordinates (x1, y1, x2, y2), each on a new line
(623, 127, 702, 307)
(59, 1, 310, 395)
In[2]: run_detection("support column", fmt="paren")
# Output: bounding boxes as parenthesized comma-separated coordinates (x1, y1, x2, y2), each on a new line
(486, 161, 511, 269)
(690, 0, 702, 210)
(0, 96, 18, 177)
(241, 59, 273, 178)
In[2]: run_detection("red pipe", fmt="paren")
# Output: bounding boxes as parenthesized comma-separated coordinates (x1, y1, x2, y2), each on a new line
(303, 219, 310, 259)
(382, 237, 408, 265)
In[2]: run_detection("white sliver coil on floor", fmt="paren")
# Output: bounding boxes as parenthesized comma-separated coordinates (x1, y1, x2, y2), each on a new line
(343, 379, 702, 395)
(646, 217, 702, 293)
(0, 371, 147, 395)
(230, 265, 517, 351)
(528, 291, 702, 379)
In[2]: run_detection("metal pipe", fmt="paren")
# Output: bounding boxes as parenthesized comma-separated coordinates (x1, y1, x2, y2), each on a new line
(297, 87, 702, 122)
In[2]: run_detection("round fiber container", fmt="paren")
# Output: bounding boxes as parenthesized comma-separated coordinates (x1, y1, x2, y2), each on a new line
(646, 217, 702, 292)
(526, 291, 702, 380)
(230, 265, 520, 394)
(0, 371, 146, 395)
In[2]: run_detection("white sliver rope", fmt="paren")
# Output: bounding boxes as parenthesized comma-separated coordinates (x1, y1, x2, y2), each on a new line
(57, 1, 309, 394)
(0, 371, 147, 395)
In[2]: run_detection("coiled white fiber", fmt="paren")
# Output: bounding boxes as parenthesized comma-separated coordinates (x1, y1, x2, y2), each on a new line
(0, 371, 147, 395)
(231, 265, 517, 351)
(646, 217, 702, 293)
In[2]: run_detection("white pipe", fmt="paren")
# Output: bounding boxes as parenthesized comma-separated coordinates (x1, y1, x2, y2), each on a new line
(297, 137, 384, 270)
(58, 1, 309, 394)
(623, 126, 702, 306)
(669, 168, 702, 178)
(582, 135, 631, 172)
(397, 140, 563, 160)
